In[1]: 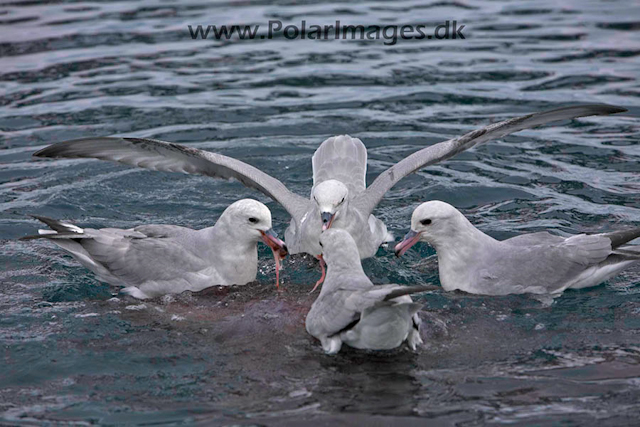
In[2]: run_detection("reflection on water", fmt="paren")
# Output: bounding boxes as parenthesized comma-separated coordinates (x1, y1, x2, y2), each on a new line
(1, 0, 640, 424)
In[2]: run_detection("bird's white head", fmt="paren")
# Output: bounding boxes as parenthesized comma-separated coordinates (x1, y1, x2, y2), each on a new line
(395, 201, 467, 256)
(311, 180, 349, 231)
(319, 228, 361, 270)
(220, 199, 287, 255)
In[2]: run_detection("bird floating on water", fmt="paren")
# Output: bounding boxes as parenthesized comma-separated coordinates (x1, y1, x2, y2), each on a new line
(305, 229, 438, 354)
(395, 201, 640, 295)
(22, 199, 288, 299)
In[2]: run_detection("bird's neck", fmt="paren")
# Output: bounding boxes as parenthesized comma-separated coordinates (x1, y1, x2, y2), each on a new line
(201, 223, 258, 283)
(320, 262, 367, 296)
(327, 257, 365, 276)
(209, 220, 258, 252)
(431, 219, 497, 292)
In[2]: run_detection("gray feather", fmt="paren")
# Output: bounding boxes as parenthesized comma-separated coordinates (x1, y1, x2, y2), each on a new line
(599, 228, 640, 249)
(21, 232, 90, 241)
(358, 104, 626, 215)
(34, 137, 311, 221)
(383, 284, 440, 301)
(312, 135, 367, 196)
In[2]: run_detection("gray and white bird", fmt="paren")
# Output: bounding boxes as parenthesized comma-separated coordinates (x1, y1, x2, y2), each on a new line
(305, 229, 437, 354)
(22, 199, 288, 299)
(32, 104, 625, 259)
(395, 201, 640, 295)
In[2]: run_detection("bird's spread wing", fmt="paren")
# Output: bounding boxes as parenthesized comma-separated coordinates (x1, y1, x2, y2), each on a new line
(312, 135, 367, 196)
(34, 137, 311, 220)
(356, 104, 626, 215)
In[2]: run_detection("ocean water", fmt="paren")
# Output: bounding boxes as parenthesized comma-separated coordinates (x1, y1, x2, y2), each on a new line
(1, 0, 640, 425)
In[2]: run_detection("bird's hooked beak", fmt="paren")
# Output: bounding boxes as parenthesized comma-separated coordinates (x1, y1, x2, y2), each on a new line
(394, 230, 422, 257)
(260, 229, 288, 258)
(321, 212, 335, 231)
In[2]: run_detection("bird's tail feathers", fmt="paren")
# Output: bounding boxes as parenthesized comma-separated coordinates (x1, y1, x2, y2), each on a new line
(31, 215, 84, 233)
(611, 245, 640, 259)
(21, 216, 86, 241)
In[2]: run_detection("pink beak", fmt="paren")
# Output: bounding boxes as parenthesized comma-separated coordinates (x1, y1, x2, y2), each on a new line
(260, 229, 288, 257)
(394, 230, 422, 257)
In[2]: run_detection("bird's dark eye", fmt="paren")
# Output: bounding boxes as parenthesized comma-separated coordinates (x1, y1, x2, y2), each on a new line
(248, 217, 258, 224)
(420, 219, 432, 226)
(319, 241, 323, 248)
(340, 197, 345, 204)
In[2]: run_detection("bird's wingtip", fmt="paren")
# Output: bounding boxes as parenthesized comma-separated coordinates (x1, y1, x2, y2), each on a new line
(33, 144, 63, 158)
(589, 104, 627, 115)
(605, 104, 627, 114)
(33, 138, 93, 158)
(32, 146, 49, 158)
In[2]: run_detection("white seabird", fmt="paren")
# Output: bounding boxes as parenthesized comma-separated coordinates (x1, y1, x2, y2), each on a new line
(22, 199, 288, 299)
(395, 201, 640, 295)
(305, 229, 438, 354)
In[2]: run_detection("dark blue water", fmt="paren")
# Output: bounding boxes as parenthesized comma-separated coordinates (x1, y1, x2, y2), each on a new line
(1, 0, 640, 425)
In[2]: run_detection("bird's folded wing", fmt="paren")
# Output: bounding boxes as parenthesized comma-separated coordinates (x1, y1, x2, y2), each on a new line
(344, 284, 429, 312)
(504, 231, 566, 246)
(132, 224, 190, 239)
(306, 289, 362, 338)
(500, 235, 614, 291)
(558, 234, 613, 266)
(308, 284, 432, 337)
(381, 284, 439, 300)
(597, 227, 640, 250)
(356, 104, 626, 215)
(34, 137, 311, 220)
(81, 231, 208, 284)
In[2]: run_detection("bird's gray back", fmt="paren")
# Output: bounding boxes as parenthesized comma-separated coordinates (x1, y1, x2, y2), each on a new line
(503, 231, 566, 246)
(472, 234, 614, 294)
(80, 225, 210, 285)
